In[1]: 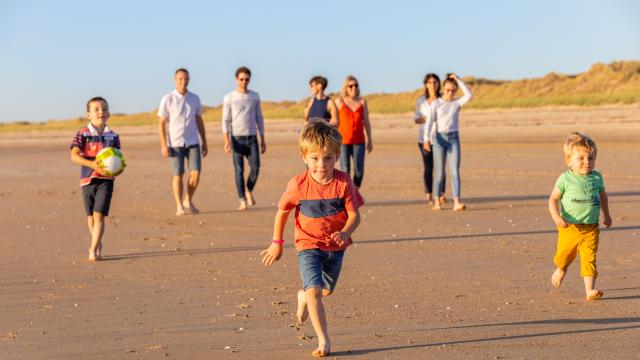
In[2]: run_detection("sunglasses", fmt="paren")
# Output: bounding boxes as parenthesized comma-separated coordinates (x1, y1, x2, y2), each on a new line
(348, 84, 359, 89)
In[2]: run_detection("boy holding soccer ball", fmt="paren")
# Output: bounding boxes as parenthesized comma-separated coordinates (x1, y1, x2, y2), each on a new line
(70, 97, 122, 261)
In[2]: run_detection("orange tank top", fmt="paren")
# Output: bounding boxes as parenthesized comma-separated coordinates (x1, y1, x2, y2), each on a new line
(338, 100, 365, 144)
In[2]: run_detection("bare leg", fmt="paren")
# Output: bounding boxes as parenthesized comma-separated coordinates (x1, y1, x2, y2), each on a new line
(88, 212, 105, 261)
(432, 198, 443, 211)
(425, 193, 434, 204)
(183, 171, 200, 214)
(551, 267, 566, 288)
(306, 287, 331, 357)
(453, 197, 466, 211)
(296, 289, 308, 324)
(172, 175, 185, 216)
(584, 276, 603, 300)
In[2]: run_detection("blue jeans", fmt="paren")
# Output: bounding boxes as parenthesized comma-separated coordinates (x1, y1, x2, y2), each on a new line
(169, 145, 201, 176)
(432, 131, 461, 198)
(418, 143, 445, 196)
(340, 143, 365, 188)
(297, 249, 345, 292)
(231, 136, 260, 200)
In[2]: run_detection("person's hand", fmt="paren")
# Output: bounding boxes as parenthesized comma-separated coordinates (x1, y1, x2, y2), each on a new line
(603, 214, 612, 228)
(448, 73, 458, 80)
(260, 141, 267, 154)
(260, 243, 283, 266)
(330, 231, 349, 247)
(555, 217, 568, 228)
(422, 141, 431, 152)
(224, 142, 231, 155)
(93, 161, 107, 176)
(366, 141, 373, 153)
(201, 143, 208, 158)
(161, 146, 170, 158)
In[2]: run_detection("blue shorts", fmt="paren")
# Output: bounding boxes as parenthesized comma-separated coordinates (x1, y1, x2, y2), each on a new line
(169, 145, 201, 176)
(82, 178, 114, 216)
(297, 249, 345, 292)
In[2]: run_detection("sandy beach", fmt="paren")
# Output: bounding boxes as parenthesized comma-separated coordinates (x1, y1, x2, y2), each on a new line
(1, 105, 639, 359)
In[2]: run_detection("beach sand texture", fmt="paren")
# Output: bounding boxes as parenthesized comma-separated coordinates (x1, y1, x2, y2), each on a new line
(1, 105, 639, 359)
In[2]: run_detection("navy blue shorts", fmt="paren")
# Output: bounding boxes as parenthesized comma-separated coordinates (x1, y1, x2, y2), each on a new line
(297, 249, 345, 292)
(82, 179, 114, 216)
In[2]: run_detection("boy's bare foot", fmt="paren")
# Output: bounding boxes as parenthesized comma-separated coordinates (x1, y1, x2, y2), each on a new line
(551, 268, 566, 288)
(246, 192, 256, 206)
(311, 343, 330, 357)
(238, 199, 248, 211)
(296, 290, 309, 324)
(176, 208, 185, 216)
(453, 203, 466, 211)
(586, 290, 604, 301)
(182, 200, 199, 214)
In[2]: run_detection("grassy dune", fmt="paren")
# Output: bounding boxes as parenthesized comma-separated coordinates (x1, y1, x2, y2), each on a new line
(2, 61, 639, 133)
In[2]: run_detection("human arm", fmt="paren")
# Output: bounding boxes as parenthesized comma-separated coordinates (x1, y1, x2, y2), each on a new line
(450, 74, 473, 106)
(422, 101, 436, 151)
(549, 187, 568, 227)
(196, 114, 208, 157)
(256, 95, 266, 154)
(600, 191, 612, 228)
(414, 97, 426, 124)
(260, 208, 291, 266)
(158, 116, 170, 158)
(330, 208, 361, 246)
(303, 98, 313, 123)
(70, 146, 106, 176)
(362, 100, 373, 153)
(328, 99, 339, 127)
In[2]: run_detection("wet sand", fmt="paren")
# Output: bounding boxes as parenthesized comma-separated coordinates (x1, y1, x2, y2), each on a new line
(1, 105, 639, 359)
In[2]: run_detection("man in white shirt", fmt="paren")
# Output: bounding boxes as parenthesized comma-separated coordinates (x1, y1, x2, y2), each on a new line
(222, 66, 266, 210)
(158, 68, 208, 216)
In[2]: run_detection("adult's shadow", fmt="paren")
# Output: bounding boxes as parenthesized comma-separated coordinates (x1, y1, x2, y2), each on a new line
(331, 317, 640, 356)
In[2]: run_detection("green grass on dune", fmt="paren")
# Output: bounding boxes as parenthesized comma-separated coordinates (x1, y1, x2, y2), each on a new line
(2, 61, 639, 133)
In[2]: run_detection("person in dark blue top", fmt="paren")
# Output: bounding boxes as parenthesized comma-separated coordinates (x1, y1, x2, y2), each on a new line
(304, 75, 339, 126)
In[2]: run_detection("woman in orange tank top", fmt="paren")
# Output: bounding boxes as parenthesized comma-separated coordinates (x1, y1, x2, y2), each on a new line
(335, 75, 373, 188)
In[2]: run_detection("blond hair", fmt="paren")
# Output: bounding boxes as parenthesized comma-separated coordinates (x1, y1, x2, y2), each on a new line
(299, 121, 342, 156)
(340, 75, 360, 98)
(564, 132, 597, 161)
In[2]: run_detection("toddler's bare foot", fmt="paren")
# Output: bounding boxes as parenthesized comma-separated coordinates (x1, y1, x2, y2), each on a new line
(586, 290, 603, 301)
(182, 200, 199, 214)
(238, 199, 248, 211)
(296, 290, 308, 324)
(551, 268, 566, 288)
(453, 203, 466, 211)
(311, 342, 330, 357)
(246, 192, 256, 206)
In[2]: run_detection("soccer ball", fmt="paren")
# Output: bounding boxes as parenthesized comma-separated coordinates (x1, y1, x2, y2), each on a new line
(96, 147, 126, 176)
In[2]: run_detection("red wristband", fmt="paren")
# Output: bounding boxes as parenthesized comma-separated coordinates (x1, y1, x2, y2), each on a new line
(272, 239, 284, 245)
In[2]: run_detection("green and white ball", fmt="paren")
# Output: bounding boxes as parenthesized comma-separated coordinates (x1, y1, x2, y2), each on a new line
(96, 147, 126, 176)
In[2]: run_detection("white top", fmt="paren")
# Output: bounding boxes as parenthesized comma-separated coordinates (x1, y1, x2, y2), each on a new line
(157, 90, 203, 147)
(221, 90, 265, 136)
(414, 95, 437, 143)
(424, 78, 473, 142)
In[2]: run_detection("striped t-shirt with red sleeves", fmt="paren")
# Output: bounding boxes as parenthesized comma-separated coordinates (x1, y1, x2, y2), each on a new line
(70, 123, 121, 186)
(278, 169, 364, 252)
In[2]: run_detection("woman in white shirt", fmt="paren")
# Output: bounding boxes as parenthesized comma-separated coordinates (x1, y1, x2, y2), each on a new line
(423, 73, 473, 211)
(414, 73, 446, 204)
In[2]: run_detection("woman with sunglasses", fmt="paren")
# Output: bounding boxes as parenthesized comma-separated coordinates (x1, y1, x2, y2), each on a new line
(423, 73, 473, 211)
(414, 73, 446, 205)
(334, 75, 373, 188)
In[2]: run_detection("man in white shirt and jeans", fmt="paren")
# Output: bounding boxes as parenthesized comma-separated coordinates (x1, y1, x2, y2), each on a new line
(222, 66, 266, 210)
(158, 68, 208, 216)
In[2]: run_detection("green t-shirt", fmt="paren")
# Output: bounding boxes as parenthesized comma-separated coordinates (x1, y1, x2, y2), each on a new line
(555, 170, 605, 224)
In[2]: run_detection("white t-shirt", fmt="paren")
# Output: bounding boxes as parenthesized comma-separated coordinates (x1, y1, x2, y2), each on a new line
(414, 95, 437, 143)
(157, 90, 203, 147)
(221, 90, 265, 136)
(424, 79, 473, 141)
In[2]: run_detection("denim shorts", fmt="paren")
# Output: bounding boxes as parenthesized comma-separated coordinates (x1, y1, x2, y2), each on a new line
(82, 178, 114, 216)
(297, 249, 345, 292)
(169, 145, 201, 175)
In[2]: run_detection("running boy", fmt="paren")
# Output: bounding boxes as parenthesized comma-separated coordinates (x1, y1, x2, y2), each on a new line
(70, 97, 121, 261)
(548, 132, 612, 300)
(261, 121, 364, 357)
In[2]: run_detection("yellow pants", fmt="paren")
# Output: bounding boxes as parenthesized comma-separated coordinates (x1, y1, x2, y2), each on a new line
(554, 224, 600, 278)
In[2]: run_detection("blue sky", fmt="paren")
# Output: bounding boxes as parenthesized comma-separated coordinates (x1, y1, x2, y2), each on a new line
(1, 0, 639, 122)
